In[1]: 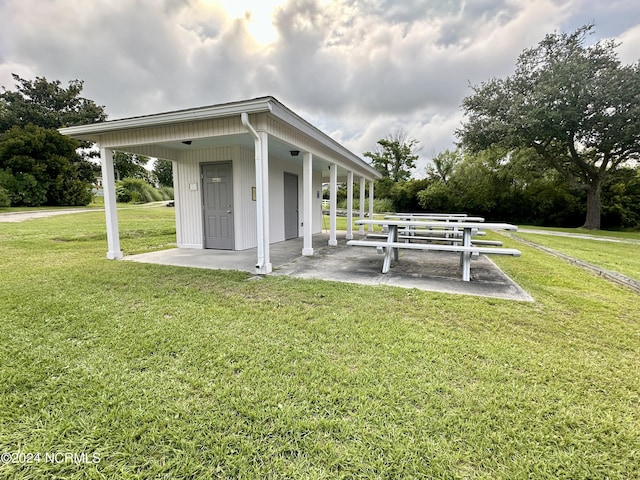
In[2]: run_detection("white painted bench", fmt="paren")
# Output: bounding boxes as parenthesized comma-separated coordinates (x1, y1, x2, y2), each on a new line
(347, 239, 520, 281)
(366, 233, 501, 246)
(398, 228, 486, 237)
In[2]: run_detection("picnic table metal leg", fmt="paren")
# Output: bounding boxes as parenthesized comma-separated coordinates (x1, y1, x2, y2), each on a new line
(381, 225, 398, 273)
(392, 225, 399, 261)
(461, 227, 472, 282)
(382, 246, 393, 273)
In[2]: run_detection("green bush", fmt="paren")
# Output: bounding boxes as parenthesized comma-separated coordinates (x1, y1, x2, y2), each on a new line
(0, 185, 10, 207)
(0, 169, 47, 206)
(373, 198, 395, 213)
(116, 178, 174, 204)
(159, 186, 174, 201)
(338, 197, 395, 213)
(116, 178, 154, 203)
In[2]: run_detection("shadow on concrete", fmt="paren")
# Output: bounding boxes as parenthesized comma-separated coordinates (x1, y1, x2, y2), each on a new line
(124, 232, 533, 301)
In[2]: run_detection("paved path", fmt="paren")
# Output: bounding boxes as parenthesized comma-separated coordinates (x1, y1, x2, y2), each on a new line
(0, 202, 170, 223)
(0, 208, 104, 223)
(507, 231, 640, 294)
(518, 228, 640, 244)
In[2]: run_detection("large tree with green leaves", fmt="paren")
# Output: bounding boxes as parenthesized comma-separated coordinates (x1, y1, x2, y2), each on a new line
(152, 159, 174, 187)
(426, 149, 462, 185)
(0, 75, 106, 206)
(0, 125, 93, 206)
(458, 25, 640, 229)
(0, 74, 106, 133)
(364, 129, 420, 182)
(113, 151, 152, 182)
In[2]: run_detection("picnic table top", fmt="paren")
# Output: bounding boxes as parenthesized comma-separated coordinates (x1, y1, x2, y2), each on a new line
(356, 219, 518, 231)
(395, 212, 468, 216)
(384, 214, 485, 222)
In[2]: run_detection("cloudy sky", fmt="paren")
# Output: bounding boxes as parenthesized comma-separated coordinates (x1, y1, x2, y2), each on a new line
(1, 0, 639, 174)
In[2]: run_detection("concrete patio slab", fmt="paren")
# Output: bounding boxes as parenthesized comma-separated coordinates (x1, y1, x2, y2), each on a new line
(124, 233, 533, 301)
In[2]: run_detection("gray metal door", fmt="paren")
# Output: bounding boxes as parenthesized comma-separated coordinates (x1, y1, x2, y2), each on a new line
(284, 172, 298, 240)
(202, 162, 234, 250)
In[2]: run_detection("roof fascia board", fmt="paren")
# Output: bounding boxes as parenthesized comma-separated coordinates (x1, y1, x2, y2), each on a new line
(59, 98, 273, 138)
(267, 100, 382, 180)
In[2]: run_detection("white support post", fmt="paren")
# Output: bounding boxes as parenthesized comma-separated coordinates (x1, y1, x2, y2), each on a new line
(359, 176, 366, 235)
(241, 112, 272, 274)
(302, 152, 314, 256)
(258, 130, 272, 273)
(328, 164, 338, 246)
(346, 171, 354, 240)
(368, 180, 374, 232)
(100, 147, 123, 259)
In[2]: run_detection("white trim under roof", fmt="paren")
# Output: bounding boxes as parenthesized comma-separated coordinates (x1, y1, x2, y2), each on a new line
(58, 97, 273, 139)
(59, 96, 382, 180)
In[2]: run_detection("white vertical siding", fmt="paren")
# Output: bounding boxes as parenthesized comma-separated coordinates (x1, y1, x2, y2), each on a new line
(171, 160, 183, 247)
(99, 118, 246, 148)
(269, 158, 286, 244)
(174, 156, 201, 248)
(233, 147, 257, 250)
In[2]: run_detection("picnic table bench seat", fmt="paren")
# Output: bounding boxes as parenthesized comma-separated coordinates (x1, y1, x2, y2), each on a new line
(365, 233, 501, 246)
(347, 239, 520, 281)
(352, 218, 520, 281)
(348, 239, 519, 256)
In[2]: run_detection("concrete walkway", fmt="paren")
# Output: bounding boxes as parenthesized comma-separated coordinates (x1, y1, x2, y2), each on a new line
(125, 233, 533, 302)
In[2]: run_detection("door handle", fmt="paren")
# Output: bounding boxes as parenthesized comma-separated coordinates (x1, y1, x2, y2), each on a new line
(227, 210, 232, 214)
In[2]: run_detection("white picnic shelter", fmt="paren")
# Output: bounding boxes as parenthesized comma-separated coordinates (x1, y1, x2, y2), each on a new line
(60, 97, 382, 274)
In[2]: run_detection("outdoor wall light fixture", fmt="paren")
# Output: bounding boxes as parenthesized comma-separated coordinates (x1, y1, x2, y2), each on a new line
(290, 150, 300, 156)
(182, 140, 192, 145)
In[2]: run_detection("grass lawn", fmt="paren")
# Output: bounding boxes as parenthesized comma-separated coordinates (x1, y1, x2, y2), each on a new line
(322, 214, 385, 232)
(1, 207, 639, 479)
(515, 230, 640, 282)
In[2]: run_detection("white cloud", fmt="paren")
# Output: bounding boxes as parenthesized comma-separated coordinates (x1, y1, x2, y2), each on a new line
(616, 24, 640, 64)
(0, 0, 638, 170)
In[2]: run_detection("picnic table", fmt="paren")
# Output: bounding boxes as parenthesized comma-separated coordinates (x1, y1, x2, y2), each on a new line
(384, 214, 484, 222)
(348, 219, 521, 282)
(383, 214, 485, 240)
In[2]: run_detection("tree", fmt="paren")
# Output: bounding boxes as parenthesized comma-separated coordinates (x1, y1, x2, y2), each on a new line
(388, 178, 430, 212)
(113, 151, 151, 182)
(0, 74, 106, 133)
(426, 149, 462, 185)
(458, 25, 640, 229)
(418, 148, 588, 226)
(0, 125, 93, 206)
(601, 167, 640, 228)
(364, 129, 420, 182)
(153, 159, 174, 187)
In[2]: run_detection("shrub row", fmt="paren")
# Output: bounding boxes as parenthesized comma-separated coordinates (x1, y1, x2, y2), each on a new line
(115, 178, 174, 203)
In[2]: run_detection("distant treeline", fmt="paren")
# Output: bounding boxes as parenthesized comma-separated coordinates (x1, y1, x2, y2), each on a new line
(338, 149, 640, 229)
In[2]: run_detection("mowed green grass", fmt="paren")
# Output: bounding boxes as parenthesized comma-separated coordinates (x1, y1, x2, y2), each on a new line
(516, 229, 640, 282)
(0, 207, 639, 479)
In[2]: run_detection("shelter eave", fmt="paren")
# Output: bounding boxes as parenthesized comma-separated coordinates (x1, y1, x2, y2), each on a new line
(58, 96, 275, 142)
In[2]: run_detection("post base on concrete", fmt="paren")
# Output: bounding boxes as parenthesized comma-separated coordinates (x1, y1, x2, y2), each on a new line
(255, 263, 273, 275)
